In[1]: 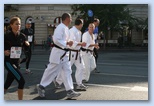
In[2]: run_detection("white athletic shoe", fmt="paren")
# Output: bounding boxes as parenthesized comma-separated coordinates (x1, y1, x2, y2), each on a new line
(26, 69, 33, 74)
(53, 80, 62, 89)
(36, 84, 45, 97)
(76, 84, 88, 91)
(67, 90, 81, 99)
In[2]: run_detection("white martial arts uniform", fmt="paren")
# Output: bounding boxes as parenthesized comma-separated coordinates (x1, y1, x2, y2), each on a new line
(56, 26, 85, 86)
(39, 23, 73, 91)
(81, 31, 96, 82)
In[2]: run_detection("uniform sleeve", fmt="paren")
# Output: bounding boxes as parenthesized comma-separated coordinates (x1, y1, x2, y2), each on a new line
(82, 33, 90, 49)
(69, 30, 78, 49)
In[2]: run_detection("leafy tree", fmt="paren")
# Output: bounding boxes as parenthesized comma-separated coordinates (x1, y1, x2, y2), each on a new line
(71, 4, 140, 39)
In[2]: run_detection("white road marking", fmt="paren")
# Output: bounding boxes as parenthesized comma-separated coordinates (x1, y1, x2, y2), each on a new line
(130, 86, 148, 92)
(98, 63, 122, 65)
(20, 68, 148, 78)
(93, 72, 148, 78)
(98, 62, 147, 67)
(81, 83, 131, 89)
(20, 68, 148, 92)
(74, 82, 148, 92)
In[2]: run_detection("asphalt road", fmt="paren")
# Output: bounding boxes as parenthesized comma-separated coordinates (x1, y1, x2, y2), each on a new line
(4, 49, 148, 100)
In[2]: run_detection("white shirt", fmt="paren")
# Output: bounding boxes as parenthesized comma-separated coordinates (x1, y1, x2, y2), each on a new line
(49, 23, 70, 64)
(69, 26, 82, 50)
(82, 31, 95, 51)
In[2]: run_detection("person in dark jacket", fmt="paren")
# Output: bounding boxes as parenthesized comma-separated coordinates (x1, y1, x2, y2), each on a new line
(20, 21, 35, 74)
(4, 17, 30, 100)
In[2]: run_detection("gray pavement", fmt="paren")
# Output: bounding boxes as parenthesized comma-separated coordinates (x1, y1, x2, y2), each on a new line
(4, 46, 148, 100)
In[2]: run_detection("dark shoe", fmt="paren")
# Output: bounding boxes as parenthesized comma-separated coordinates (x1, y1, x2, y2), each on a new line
(82, 80, 88, 83)
(94, 68, 100, 73)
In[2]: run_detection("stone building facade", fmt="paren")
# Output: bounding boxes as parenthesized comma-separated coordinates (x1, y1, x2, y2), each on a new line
(4, 4, 148, 45)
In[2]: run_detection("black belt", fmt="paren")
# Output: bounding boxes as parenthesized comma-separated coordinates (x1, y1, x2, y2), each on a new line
(70, 49, 80, 60)
(81, 47, 93, 54)
(53, 44, 69, 60)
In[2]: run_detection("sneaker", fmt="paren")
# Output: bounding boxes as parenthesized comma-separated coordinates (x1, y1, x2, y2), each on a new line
(36, 84, 45, 97)
(67, 90, 81, 99)
(53, 80, 62, 89)
(26, 69, 33, 74)
(76, 84, 88, 91)
(94, 68, 100, 73)
(82, 79, 88, 83)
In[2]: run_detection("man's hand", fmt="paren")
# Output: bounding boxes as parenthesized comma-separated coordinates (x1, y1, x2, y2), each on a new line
(67, 41, 73, 47)
(81, 42, 86, 47)
(25, 41, 30, 46)
(94, 44, 99, 49)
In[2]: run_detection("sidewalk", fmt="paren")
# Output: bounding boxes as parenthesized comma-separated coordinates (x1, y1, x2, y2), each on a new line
(31, 45, 148, 55)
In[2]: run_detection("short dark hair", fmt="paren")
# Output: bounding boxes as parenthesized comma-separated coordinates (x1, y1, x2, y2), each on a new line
(62, 13, 70, 21)
(75, 19, 83, 25)
(93, 18, 99, 23)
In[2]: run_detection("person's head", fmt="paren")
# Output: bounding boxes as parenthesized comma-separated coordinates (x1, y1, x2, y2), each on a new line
(93, 18, 100, 27)
(75, 19, 83, 30)
(10, 17, 21, 32)
(25, 21, 32, 29)
(88, 23, 95, 34)
(62, 13, 72, 26)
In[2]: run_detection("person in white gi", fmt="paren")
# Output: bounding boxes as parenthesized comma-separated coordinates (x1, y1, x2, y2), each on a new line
(55, 19, 88, 91)
(36, 13, 81, 99)
(81, 23, 99, 83)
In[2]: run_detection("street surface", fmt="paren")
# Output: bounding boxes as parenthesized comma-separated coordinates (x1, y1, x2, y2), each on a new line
(4, 48, 148, 100)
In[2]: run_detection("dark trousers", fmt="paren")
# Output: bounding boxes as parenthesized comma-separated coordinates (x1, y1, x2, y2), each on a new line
(20, 49, 32, 69)
(4, 61, 25, 89)
(93, 48, 98, 64)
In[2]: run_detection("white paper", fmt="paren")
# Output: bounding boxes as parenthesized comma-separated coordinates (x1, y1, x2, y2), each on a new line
(10, 47, 22, 59)
(28, 35, 33, 42)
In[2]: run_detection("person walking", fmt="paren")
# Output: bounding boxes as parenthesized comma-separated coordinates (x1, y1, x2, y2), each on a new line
(54, 19, 88, 91)
(4, 17, 30, 100)
(20, 21, 35, 74)
(81, 23, 99, 83)
(92, 18, 100, 73)
(36, 13, 81, 99)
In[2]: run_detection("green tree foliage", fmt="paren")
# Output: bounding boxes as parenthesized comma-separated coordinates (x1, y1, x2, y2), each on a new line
(71, 4, 143, 38)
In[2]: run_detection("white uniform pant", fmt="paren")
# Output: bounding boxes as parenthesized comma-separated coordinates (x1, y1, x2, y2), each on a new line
(40, 61, 73, 91)
(56, 51, 85, 86)
(81, 51, 96, 81)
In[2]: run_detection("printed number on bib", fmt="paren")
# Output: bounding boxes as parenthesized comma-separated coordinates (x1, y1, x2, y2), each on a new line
(28, 35, 33, 42)
(10, 47, 22, 59)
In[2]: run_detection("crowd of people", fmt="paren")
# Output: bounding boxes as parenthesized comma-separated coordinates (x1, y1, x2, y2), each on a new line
(4, 13, 101, 100)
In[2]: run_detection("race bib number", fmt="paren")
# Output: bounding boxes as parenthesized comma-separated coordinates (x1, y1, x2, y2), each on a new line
(10, 47, 22, 59)
(28, 35, 33, 42)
